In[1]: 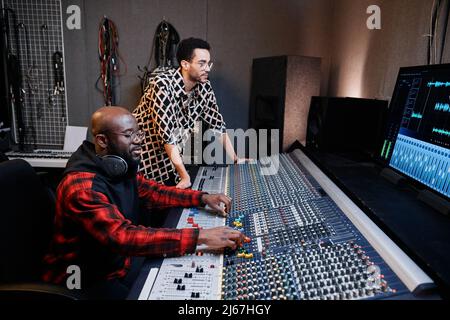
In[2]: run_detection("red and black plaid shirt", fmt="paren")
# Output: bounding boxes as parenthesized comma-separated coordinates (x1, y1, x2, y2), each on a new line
(42, 171, 204, 285)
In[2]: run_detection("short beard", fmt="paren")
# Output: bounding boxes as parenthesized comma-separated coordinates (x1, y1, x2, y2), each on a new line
(189, 72, 206, 83)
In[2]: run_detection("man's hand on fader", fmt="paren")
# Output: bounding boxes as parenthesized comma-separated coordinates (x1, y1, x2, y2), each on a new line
(200, 193, 232, 217)
(198, 226, 244, 250)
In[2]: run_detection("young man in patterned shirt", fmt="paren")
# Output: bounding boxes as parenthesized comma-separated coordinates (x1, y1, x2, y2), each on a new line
(133, 38, 242, 189)
(42, 106, 244, 299)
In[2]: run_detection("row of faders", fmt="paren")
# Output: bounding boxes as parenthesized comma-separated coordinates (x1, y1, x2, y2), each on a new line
(222, 153, 408, 300)
(222, 242, 399, 300)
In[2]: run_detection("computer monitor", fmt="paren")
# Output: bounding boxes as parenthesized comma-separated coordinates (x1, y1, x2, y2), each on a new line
(306, 97, 388, 157)
(380, 64, 450, 199)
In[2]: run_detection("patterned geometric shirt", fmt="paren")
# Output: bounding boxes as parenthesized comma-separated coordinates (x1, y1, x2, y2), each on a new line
(133, 68, 226, 183)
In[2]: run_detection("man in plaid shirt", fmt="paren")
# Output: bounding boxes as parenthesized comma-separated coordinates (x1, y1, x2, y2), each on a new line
(42, 106, 243, 299)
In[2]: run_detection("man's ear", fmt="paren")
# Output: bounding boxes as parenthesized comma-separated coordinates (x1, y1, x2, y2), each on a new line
(95, 134, 108, 150)
(180, 60, 190, 70)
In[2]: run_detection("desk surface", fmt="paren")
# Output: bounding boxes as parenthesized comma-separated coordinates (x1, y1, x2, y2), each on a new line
(304, 149, 450, 298)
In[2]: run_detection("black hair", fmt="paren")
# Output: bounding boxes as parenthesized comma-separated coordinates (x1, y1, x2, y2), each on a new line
(176, 37, 211, 65)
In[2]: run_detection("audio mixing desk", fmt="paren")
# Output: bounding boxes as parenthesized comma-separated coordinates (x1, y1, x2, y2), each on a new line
(129, 149, 437, 300)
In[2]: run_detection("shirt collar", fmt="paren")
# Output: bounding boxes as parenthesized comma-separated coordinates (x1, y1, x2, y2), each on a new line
(174, 68, 200, 100)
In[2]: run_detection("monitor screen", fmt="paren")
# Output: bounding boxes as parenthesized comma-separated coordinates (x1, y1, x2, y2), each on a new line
(380, 64, 450, 199)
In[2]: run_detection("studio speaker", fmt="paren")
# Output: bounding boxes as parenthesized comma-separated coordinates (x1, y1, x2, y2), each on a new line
(249, 56, 321, 153)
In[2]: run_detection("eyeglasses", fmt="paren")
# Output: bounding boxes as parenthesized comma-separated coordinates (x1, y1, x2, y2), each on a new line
(104, 129, 145, 142)
(196, 61, 214, 71)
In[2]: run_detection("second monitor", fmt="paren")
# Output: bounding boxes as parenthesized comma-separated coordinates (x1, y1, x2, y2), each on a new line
(306, 96, 388, 158)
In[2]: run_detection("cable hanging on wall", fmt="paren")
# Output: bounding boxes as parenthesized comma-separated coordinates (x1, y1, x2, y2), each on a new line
(439, 0, 450, 63)
(18, 21, 37, 148)
(40, 24, 55, 110)
(137, 19, 180, 95)
(427, 0, 450, 64)
(96, 16, 126, 106)
(1, 7, 26, 150)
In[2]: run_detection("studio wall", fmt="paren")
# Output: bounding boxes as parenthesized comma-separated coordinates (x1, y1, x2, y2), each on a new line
(61, 0, 443, 134)
(61, 0, 332, 130)
(328, 0, 437, 101)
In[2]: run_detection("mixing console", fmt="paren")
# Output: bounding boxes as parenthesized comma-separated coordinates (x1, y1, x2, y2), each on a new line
(139, 150, 433, 300)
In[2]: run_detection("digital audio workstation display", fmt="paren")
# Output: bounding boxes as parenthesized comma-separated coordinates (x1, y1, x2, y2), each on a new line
(380, 64, 450, 198)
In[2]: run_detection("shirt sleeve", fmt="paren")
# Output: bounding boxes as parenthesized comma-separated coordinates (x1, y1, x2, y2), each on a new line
(201, 82, 226, 133)
(136, 174, 206, 210)
(65, 188, 199, 258)
(147, 80, 178, 145)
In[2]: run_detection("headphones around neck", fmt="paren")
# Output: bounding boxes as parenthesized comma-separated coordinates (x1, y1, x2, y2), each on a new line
(98, 155, 128, 179)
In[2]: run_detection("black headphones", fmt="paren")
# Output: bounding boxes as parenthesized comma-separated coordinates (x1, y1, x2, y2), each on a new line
(98, 155, 128, 179)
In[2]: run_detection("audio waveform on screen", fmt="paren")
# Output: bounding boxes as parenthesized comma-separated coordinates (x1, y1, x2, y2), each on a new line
(411, 112, 423, 119)
(428, 81, 450, 88)
(432, 128, 450, 137)
(435, 103, 450, 112)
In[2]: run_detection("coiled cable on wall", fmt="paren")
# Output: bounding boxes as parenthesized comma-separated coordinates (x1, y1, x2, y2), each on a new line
(1, 8, 26, 149)
(96, 16, 126, 106)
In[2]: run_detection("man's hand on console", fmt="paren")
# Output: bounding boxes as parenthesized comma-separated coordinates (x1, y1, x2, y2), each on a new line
(198, 226, 245, 251)
(176, 176, 192, 189)
(201, 193, 232, 217)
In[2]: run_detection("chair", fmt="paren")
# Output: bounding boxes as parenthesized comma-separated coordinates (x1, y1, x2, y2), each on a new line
(0, 159, 80, 300)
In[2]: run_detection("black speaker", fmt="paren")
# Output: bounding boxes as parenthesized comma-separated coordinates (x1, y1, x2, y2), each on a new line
(249, 56, 321, 152)
(306, 97, 388, 157)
